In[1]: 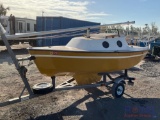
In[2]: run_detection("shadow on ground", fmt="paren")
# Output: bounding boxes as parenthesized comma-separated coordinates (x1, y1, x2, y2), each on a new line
(31, 88, 160, 120)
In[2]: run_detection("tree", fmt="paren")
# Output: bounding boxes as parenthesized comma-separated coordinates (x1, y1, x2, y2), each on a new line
(151, 22, 158, 35)
(0, 3, 10, 16)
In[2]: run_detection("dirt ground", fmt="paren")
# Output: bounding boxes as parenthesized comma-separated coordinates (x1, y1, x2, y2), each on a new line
(0, 44, 160, 120)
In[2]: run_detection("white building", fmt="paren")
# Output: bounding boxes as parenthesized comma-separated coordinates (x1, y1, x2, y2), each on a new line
(0, 16, 36, 35)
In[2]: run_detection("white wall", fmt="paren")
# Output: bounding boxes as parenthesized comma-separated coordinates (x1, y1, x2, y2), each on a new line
(15, 17, 36, 33)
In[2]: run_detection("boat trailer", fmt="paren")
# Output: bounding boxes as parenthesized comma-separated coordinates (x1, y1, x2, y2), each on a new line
(0, 23, 135, 107)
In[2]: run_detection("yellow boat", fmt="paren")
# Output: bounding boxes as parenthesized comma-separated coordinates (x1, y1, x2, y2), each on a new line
(28, 33, 148, 85)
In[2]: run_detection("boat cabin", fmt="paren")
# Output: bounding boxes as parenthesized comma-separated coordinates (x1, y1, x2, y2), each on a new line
(66, 33, 129, 51)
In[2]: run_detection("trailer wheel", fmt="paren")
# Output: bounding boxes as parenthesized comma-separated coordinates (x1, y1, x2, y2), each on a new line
(112, 82, 125, 98)
(32, 82, 53, 94)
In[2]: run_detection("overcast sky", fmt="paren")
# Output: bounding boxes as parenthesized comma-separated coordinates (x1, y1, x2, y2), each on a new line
(1, 0, 160, 27)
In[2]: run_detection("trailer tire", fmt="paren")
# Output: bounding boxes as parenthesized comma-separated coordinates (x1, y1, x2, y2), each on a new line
(32, 82, 53, 94)
(112, 82, 125, 98)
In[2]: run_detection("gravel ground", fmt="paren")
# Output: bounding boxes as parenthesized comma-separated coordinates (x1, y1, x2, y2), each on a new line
(0, 44, 160, 120)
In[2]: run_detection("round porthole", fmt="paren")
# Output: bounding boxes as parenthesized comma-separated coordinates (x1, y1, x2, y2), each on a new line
(117, 40, 122, 47)
(102, 41, 109, 48)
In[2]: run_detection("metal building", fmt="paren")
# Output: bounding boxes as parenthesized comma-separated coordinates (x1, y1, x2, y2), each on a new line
(36, 16, 100, 46)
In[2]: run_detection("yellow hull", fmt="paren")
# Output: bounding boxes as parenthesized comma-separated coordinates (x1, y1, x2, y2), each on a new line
(29, 50, 147, 85)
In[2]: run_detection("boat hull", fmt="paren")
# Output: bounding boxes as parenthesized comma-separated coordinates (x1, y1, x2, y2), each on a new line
(29, 50, 147, 77)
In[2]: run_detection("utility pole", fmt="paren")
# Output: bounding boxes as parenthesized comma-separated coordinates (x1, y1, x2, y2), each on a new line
(42, 11, 44, 17)
(42, 11, 44, 31)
